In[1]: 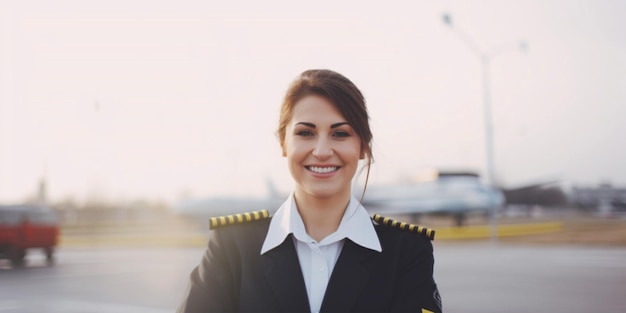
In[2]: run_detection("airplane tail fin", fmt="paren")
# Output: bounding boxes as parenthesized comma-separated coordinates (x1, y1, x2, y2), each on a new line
(266, 178, 280, 198)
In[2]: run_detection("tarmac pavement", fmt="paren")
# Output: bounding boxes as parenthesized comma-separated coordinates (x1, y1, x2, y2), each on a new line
(1, 243, 625, 313)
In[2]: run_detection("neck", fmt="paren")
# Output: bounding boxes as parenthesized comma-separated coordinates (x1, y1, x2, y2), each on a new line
(294, 190, 351, 242)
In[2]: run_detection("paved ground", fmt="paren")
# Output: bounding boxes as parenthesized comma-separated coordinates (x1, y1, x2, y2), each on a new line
(4, 211, 623, 312)
(1, 244, 625, 313)
(434, 243, 626, 312)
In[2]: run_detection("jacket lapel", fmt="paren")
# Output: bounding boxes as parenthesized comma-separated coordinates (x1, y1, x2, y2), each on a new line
(320, 239, 379, 313)
(262, 235, 311, 313)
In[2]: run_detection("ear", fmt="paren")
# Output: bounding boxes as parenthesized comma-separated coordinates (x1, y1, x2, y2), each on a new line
(281, 144, 287, 157)
(359, 149, 365, 160)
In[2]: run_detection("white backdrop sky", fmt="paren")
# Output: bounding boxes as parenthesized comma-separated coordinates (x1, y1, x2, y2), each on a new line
(1, 0, 625, 204)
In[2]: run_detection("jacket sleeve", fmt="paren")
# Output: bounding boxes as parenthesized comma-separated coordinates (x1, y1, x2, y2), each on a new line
(177, 229, 238, 313)
(390, 237, 443, 313)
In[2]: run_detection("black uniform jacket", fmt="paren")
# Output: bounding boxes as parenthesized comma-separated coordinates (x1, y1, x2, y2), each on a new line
(177, 218, 442, 313)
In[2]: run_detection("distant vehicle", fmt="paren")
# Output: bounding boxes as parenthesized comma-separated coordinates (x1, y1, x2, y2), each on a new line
(358, 171, 505, 226)
(0, 204, 59, 266)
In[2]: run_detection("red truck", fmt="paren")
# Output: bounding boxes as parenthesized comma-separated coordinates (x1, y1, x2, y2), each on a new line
(0, 205, 59, 266)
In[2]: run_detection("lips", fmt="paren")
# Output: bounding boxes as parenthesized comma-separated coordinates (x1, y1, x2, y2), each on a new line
(306, 166, 339, 174)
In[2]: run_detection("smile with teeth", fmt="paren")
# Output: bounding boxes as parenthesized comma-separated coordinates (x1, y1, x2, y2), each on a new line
(306, 166, 339, 174)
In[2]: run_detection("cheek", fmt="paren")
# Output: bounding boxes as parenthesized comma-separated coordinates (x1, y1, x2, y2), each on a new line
(349, 140, 364, 159)
(337, 143, 363, 162)
(286, 149, 305, 178)
(283, 136, 304, 159)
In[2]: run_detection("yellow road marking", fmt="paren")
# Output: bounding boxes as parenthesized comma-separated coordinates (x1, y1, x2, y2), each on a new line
(57, 222, 563, 247)
(436, 222, 563, 239)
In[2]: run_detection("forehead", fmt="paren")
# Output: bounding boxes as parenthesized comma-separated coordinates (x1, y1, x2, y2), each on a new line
(290, 95, 346, 123)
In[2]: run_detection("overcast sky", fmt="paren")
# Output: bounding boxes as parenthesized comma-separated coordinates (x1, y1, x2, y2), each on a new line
(1, 0, 624, 204)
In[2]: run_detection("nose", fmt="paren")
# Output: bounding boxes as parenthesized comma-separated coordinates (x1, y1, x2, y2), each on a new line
(312, 137, 333, 159)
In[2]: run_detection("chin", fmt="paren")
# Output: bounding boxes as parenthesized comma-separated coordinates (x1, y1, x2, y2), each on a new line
(303, 184, 349, 199)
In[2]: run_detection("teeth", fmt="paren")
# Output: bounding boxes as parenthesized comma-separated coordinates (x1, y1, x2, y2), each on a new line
(308, 166, 338, 173)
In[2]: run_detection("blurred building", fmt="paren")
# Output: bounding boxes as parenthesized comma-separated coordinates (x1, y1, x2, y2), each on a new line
(502, 182, 568, 208)
(570, 183, 626, 215)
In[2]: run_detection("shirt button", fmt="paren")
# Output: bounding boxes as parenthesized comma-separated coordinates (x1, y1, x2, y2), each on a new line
(319, 266, 325, 271)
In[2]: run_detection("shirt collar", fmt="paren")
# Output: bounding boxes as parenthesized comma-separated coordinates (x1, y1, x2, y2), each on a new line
(261, 193, 382, 254)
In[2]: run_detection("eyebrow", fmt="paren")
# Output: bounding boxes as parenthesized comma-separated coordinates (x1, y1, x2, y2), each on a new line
(294, 122, 350, 129)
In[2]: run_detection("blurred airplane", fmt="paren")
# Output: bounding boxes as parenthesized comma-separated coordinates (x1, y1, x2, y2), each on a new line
(172, 180, 286, 223)
(358, 170, 505, 226)
(174, 171, 505, 227)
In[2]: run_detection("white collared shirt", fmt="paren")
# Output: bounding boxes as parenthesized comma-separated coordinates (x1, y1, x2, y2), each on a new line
(261, 193, 381, 313)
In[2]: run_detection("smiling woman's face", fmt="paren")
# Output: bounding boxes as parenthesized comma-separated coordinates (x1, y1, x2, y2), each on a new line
(283, 94, 363, 201)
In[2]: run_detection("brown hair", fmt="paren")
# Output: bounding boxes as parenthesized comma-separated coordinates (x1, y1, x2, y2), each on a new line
(277, 69, 374, 195)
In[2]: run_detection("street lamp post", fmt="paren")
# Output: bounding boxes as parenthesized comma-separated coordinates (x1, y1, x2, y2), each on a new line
(442, 13, 527, 240)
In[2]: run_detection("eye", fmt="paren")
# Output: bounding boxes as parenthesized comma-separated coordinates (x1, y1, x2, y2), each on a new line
(333, 130, 351, 138)
(296, 129, 314, 137)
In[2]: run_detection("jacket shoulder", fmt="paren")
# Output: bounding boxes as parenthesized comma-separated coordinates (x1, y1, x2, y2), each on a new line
(372, 214, 436, 240)
(209, 209, 271, 230)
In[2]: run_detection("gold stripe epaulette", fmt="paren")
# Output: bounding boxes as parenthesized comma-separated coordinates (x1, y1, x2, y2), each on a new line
(373, 214, 435, 240)
(209, 210, 270, 230)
